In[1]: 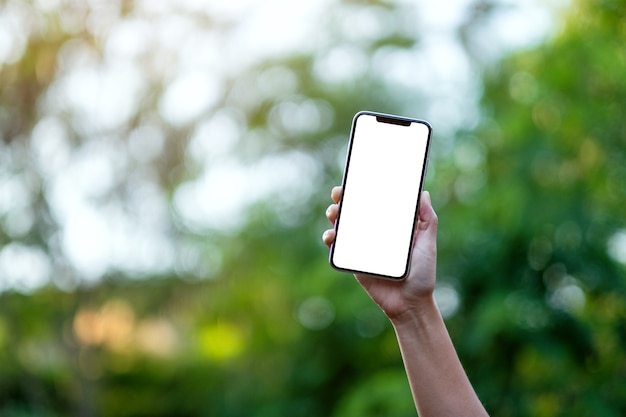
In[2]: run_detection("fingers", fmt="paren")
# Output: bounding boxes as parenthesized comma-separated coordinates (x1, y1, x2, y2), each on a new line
(326, 203, 339, 224)
(324, 187, 438, 251)
(331, 186, 342, 204)
(322, 186, 342, 247)
(322, 229, 336, 247)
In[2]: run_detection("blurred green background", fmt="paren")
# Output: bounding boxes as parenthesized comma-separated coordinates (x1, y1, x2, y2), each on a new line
(1, 0, 625, 416)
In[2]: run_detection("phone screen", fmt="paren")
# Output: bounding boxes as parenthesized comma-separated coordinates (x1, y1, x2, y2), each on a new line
(330, 112, 431, 279)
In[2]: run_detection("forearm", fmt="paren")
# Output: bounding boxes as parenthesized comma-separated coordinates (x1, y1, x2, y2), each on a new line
(391, 296, 488, 417)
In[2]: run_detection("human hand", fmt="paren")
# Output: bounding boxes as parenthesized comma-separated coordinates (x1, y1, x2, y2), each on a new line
(322, 186, 439, 323)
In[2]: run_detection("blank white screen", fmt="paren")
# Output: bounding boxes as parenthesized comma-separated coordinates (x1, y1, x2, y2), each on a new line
(331, 113, 430, 279)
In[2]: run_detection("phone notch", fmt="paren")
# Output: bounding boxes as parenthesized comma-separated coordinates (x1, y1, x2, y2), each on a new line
(375, 115, 412, 126)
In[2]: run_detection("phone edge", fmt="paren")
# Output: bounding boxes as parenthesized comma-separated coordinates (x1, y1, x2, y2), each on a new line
(329, 110, 433, 281)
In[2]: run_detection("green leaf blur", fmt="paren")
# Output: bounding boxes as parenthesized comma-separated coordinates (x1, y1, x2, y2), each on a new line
(0, 0, 625, 416)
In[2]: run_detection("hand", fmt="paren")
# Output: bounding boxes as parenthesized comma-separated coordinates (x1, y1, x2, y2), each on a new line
(324, 187, 489, 417)
(322, 186, 439, 322)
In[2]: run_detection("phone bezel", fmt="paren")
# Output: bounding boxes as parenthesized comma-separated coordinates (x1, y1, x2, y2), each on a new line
(329, 110, 432, 280)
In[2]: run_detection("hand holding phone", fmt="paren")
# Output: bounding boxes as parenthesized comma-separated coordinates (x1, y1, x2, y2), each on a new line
(330, 111, 432, 280)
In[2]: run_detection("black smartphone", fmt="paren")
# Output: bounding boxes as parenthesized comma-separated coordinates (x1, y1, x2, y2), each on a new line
(330, 111, 432, 280)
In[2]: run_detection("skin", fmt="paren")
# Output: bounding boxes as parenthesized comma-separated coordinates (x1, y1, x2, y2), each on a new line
(322, 186, 489, 417)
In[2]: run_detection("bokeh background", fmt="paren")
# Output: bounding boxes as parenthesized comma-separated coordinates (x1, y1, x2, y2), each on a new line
(1, 0, 625, 415)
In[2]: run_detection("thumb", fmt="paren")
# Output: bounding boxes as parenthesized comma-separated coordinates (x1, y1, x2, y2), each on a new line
(415, 191, 438, 246)
(419, 190, 437, 224)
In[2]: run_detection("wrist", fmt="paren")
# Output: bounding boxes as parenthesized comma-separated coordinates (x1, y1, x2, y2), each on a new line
(389, 294, 441, 331)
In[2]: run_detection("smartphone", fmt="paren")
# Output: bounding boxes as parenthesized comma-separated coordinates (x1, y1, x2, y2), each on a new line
(330, 111, 432, 280)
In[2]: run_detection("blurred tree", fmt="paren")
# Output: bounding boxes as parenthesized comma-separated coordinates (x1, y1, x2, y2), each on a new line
(1, 0, 625, 416)
(0, 0, 425, 416)
(438, 0, 626, 415)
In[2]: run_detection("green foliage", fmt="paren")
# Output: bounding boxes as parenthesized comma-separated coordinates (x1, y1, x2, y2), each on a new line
(436, 0, 626, 415)
(1, 0, 625, 416)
